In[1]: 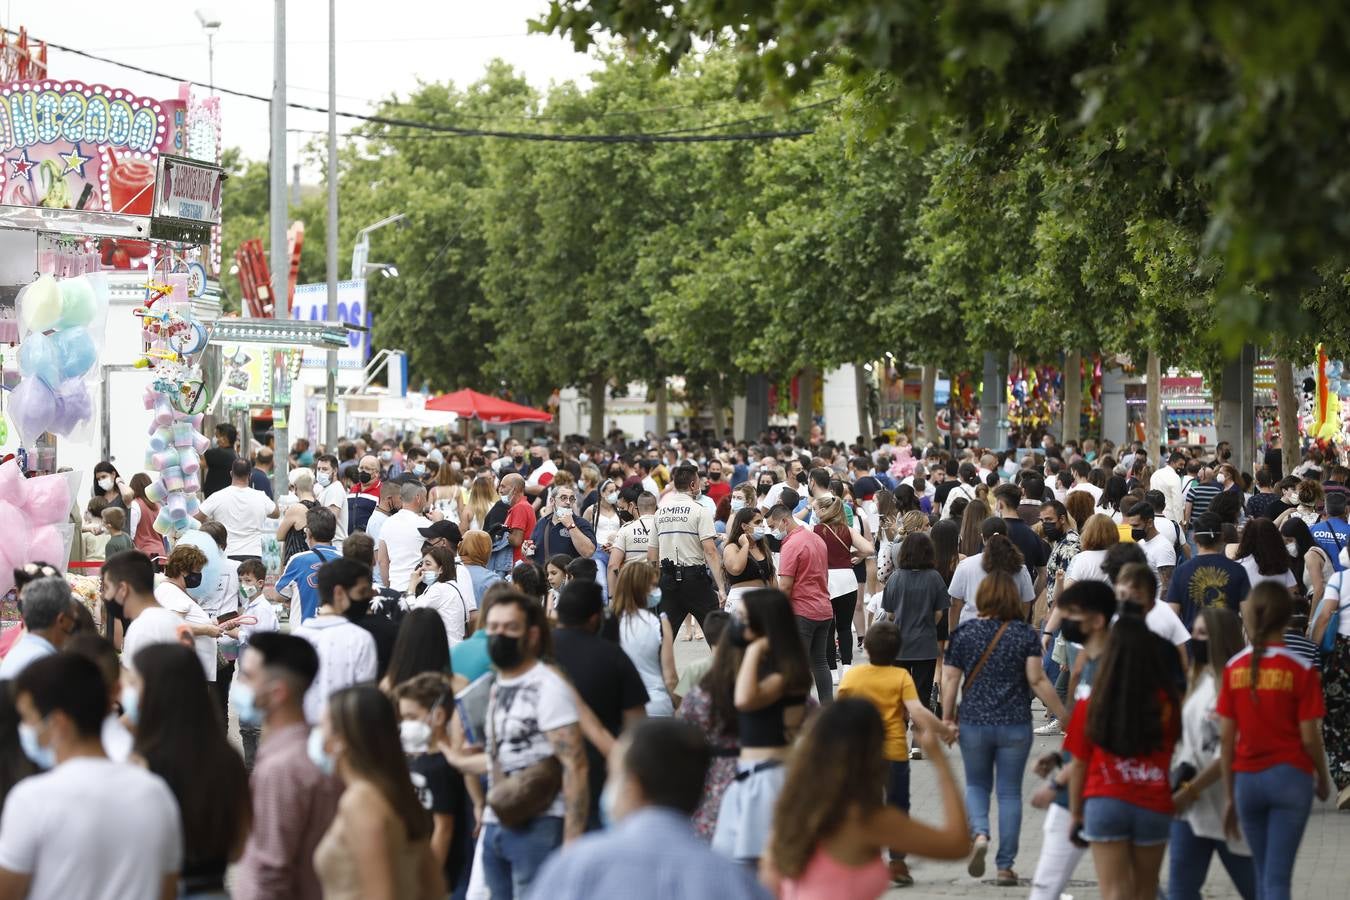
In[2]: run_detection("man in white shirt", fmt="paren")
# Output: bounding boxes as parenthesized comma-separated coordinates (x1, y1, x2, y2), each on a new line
(1148, 451, 1187, 524)
(0, 577, 79, 680)
(1124, 501, 1178, 601)
(101, 551, 192, 675)
(292, 557, 378, 724)
(314, 454, 349, 542)
(199, 459, 277, 560)
(1065, 459, 1103, 504)
(378, 482, 433, 593)
(0, 653, 182, 900)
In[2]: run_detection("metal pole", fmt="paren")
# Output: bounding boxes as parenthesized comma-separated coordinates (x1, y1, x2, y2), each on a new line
(270, 0, 289, 498)
(324, 0, 339, 453)
(208, 32, 215, 95)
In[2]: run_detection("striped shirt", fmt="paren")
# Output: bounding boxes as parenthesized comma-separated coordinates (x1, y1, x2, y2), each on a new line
(1283, 630, 1322, 670)
(1184, 481, 1223, 522)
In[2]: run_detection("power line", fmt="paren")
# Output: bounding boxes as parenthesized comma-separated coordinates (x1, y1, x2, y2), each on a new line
(29, 30, 826, 143)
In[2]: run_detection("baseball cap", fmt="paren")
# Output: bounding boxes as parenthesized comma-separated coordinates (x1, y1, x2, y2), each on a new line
(418, 521, 462, 545)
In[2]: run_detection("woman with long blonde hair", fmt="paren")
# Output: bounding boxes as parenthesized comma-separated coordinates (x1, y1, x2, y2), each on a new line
(462, 475, 497, 533)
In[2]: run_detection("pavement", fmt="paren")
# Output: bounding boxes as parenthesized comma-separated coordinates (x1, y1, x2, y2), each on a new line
(670, 633, 1350, 899)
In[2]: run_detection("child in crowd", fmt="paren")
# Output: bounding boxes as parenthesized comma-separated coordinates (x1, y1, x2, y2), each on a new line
(235, 558, 278, 770)
(394, 672, 469, 894)
(545, 553, 571, 617)
(81, 496, 110, 560)
(839, 621, 956, 885)
(101, 507, 134, 557)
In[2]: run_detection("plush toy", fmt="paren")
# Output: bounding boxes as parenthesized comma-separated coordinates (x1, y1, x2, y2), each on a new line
(0, 460, 78, 598)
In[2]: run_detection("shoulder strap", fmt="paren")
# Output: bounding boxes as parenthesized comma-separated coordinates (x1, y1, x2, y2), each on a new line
(965, 621, 1012, 689)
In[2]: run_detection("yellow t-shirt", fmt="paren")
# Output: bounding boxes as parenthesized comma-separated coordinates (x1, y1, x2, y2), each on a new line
(838, 663, 919, 761)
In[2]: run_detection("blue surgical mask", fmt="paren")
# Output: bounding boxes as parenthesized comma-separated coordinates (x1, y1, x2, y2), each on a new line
(120, 684, 140, 726)
(231, 681, 263, 728)
(752, 526, 768, 540)
(307, 726, 335, 776)
(730, 497, 747, 513)
(646, 587, 663, 609)
(316, 473, 332, 487)
(604, 492, 620, 506)
(770, 527, 786, 541)
(422, 571, 439, 586)
(413, 464, 427, 477)
(18, 721, 54, 769)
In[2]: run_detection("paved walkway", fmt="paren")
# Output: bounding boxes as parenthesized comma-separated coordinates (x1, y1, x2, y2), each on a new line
(671, 637, 1349, 899)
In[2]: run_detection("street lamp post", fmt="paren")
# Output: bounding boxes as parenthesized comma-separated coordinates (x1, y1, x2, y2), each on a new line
(195, 9, 221, 95)
(350, 213, 407, 278)
(324, 0, 339, 452)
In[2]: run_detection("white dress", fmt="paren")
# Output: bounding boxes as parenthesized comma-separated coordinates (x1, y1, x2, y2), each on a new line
(619, 609, 672, 716)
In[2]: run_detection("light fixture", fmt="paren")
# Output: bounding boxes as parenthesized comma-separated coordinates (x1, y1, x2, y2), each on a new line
(228, 263, 239, 275)
(208, 317, 351, 348)
(884, 351, 895, 360)
(362, 262, 398, 278)
(863, 363, 874, 373)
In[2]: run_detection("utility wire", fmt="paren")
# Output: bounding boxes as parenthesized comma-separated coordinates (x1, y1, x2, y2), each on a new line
(25, 30, 827, 143)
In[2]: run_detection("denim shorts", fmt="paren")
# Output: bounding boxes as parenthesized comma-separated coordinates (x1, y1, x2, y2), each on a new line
(1082, 796, 1171, 845)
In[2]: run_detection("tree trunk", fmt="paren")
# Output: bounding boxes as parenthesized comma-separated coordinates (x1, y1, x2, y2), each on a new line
(1146, 350, 1162, 468)
(710, 376, 727, 441)
(855, 364, 872, 443)
(797, 365, 816, 434)
(588, 375, 606, 443)
(1274, 356, 1299, 477)
(654, 380, 669, 437)
(1063, 350, 1082, 443)
(920, 365, 937, 448)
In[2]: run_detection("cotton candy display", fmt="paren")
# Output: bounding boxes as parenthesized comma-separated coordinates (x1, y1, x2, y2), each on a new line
(9, 274, 107, 445)
(0, 460, 79, 599)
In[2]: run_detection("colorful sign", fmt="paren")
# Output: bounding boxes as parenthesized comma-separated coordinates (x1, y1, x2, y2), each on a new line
(154, 154, 223, 225)
(290, 279, 372, 389)
(0, 80, 169, 213)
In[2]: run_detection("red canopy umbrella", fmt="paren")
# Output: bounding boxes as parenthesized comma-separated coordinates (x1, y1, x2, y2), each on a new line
(425, 388, 553, 425)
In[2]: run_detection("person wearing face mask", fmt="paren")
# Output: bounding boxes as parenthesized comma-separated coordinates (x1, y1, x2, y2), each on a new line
(1149, 451, 1189, 524)
(1165, 607, 1256, 900)
(346, 454, 383, 534)
(611, 562, 677, 716)
(394, 674, 472, 892)
(311, 454, 349, 543)
(0, 576, 80, 680)
(291, 559, 379, 725)
(529, 484, 596, 567)
(233, 632, 343, 900)
(1309, 491, 1350, 575)
(270, 507, 344, 624)
(0, 653, 184, 900)
(551, 580, 651, 831)
(723, 507, 776, 616)
(703, 458, 731, 506)
(1027, 582, 1115, 900)
(309, 684, 443, 899)
(1165, 513, 1252, 630)
(404, 547, 468, 649)
(1123, 501, 1178, 601)
(608, 490, 656, 597)
(155, 545, 230, 683)
(276, 469, 320, 567)
(198, 459, 278, 562)
(440, 592, 588, 899)
(532, 719, 767, 900)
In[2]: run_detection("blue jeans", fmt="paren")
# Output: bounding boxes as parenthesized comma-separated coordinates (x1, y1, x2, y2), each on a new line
(958, 721, 1032, 871)
(1234, 765, 1312, 900)
(1167, 818, 1256, 900)
(481, 815, 563, 900)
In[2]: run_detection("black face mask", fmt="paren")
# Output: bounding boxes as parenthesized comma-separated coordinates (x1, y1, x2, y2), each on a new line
(617, 509, 634, 524)
(184, 572, 203, 590)
(488, 634, 524, 669)
(1191, 638, 1209, 666)
(344, 600, 371, 620)
(727, 619, 751, 648)
(357, 471, 372, 484)
(103, 597, 125, 626)
(1130, 527, 1148, 542)
(756, 483, 771, 496)
(1060, 618, 1087, 644)
(707, 471, 722, 481)
(1043, 524, 1063, 542)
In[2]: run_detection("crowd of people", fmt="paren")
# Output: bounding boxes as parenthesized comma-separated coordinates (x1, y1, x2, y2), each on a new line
(3, 425, 1349, 899)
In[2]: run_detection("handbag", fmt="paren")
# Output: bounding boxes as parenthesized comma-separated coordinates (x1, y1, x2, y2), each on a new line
(484, 688, 563, 828)
(954, 621, 1011, 722)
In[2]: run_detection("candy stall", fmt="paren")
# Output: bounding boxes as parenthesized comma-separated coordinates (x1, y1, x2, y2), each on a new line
(0, 71, 225, 572)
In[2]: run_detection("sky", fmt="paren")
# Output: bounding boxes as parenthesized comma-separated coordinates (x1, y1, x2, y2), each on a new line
(13, 0, 604, 172)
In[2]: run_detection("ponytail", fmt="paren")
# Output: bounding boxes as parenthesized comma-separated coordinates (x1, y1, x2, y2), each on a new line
(1244, 583, 1293, 703)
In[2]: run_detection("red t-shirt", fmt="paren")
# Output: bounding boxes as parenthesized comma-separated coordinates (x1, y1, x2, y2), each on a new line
(1216, 644, 1324, 774)
(1063, 693, 1176, 815)
(704, 480, 731, 505)
(505, 498, 537, 563)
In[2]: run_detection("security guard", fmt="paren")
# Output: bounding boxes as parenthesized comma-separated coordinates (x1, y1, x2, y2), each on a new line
(648, 464, 725, 635)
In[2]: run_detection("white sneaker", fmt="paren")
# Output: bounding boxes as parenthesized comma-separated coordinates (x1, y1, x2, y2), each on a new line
(830, 667, 841, 685)
(909, 746, 923, 761)
(1035, 720, 1063, 736)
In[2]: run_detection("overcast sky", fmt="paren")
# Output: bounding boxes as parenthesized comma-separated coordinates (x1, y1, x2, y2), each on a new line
(17, 1, 602, 171)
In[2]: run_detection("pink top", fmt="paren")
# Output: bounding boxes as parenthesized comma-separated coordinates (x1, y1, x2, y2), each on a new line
(779, 526, 832, 620)
(780, 847, 890, 900)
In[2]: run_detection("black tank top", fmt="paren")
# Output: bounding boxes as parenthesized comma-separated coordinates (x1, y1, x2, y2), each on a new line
(282, 500, 318, 563)
(738, 692, 808, 748)
(727, 552, 773, 586)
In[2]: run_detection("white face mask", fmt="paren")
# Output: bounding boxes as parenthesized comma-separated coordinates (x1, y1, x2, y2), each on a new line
(98, 476, 114, 492)
(316, 473, 331, 487)
(400, 719, 432, 755)
(1286, 541, 1299, 557)
(1216, 473, 1227, 485)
